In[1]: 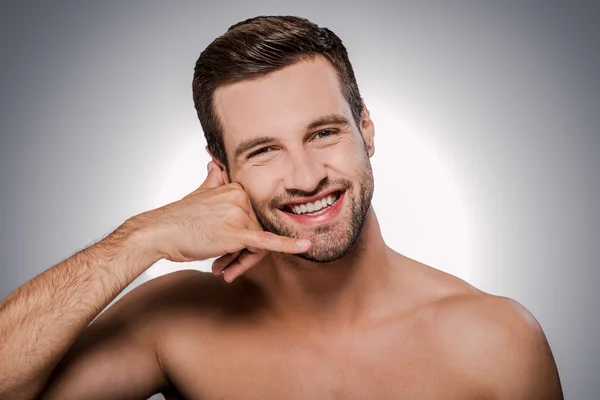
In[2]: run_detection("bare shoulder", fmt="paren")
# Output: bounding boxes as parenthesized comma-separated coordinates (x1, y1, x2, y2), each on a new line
(88, 270, 205, 343)
(432, 291, 547, 358)
(394, 257, 562, 399)
(43, 270, 238, 399)
(399, 258, 547, 346)
(102, 268, 259, 328)
(427, 282, 563, 399)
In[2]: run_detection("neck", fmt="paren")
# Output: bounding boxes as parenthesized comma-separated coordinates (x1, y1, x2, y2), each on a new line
(243, 207, 400, 331)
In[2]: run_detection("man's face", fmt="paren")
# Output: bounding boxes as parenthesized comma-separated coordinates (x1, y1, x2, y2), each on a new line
(213, 56, 375, 263)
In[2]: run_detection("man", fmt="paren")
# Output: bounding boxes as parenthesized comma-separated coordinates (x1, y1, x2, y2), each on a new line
(0, 15, 562, 399)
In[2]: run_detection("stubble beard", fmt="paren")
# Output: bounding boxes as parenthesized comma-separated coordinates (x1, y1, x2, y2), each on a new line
(249, 161, 375, 264)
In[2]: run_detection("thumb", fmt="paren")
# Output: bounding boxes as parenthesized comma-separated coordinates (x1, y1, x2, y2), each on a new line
(199, 161, 225, 190)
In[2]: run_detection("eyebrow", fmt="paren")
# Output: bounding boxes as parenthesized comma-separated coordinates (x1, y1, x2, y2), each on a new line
(233, 113, 351, 162)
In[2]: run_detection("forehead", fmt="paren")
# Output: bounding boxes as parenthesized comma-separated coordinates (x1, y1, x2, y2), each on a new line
(213, 56, 351, 154)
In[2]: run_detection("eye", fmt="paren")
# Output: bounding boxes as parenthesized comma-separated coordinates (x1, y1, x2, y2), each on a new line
(313, 129, 339, 140)
(248, 146, 275, 158)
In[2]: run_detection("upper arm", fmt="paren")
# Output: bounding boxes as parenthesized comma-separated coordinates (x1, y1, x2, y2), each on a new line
(38, 272, 196, 400)
(439, 295, 563, 400)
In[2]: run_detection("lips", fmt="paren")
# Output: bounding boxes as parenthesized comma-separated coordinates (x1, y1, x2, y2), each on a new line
(277, 190, 346, 226)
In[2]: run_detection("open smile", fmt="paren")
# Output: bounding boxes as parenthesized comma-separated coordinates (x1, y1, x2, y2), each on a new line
(278, 190, 346, 226)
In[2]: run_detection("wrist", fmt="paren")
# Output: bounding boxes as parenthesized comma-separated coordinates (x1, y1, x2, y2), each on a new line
(119, 213, 166, 265)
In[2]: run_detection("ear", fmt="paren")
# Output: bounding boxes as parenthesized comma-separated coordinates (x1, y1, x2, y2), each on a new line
(360, 98, 375, 158)
(205, 146, 230, 184)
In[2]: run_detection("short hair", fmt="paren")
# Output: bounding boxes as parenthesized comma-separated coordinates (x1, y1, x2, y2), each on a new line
(192, 15, 363, 174)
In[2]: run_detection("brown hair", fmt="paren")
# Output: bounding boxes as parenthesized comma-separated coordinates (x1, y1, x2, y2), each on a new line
(192, 15, 363, 174)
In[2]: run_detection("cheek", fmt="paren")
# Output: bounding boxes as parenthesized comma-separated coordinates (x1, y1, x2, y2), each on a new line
(320, 138, 366, 172)
(239, 169, 280, 203)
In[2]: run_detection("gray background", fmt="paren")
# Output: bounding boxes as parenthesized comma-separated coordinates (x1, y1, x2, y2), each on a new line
(1, 1, 598, 399)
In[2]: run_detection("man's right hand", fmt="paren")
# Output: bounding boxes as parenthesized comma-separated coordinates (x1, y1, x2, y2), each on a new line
(136, 161, 311, 282)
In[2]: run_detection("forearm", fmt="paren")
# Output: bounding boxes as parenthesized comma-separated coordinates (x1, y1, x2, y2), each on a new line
(0, 217, 161, 399)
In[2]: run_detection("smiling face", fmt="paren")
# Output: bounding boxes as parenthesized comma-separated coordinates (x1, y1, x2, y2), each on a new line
(212, 56, 375, 263)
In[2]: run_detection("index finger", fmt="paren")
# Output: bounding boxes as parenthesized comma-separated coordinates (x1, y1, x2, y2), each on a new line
(238, 230, 311, 254)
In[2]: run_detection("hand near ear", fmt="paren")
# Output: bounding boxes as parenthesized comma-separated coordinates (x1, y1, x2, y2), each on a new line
(135, 161, 311, 283)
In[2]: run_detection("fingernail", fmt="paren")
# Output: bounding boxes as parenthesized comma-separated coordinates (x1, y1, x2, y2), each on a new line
(207, 162, 214, 173)
(296, 239, 311, 248)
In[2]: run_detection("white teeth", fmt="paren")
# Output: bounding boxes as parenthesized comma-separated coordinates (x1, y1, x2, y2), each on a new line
(287, 192, 341, 215)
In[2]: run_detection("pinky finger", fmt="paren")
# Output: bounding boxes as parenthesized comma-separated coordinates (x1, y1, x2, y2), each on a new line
(212, 250, 241, 275)
(222, 249, 267, 283)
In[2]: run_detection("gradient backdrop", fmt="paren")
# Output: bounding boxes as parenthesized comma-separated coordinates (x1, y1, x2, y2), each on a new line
(1, 1, 598, 399)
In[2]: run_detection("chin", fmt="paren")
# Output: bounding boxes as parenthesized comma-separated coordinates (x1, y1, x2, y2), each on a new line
(293, 228, 362, 264)
(293, 248, 347, 264)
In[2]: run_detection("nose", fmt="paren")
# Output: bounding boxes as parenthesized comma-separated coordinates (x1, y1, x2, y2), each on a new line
(283, 148, 327, 194)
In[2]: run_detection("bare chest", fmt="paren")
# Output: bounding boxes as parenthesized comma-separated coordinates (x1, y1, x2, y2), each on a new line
(161, 322, 476, 400)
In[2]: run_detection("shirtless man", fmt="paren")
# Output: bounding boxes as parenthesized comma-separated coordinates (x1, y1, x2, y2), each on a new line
(0, 15, 562, 400)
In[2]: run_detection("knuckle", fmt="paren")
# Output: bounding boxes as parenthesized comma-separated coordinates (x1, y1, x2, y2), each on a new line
(242, 230, 260, 247)
(256, 231, 276, 246)
(227, 206, 247, 222)
(228, 182, 244, 191)
(228, 185, 247, 202)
